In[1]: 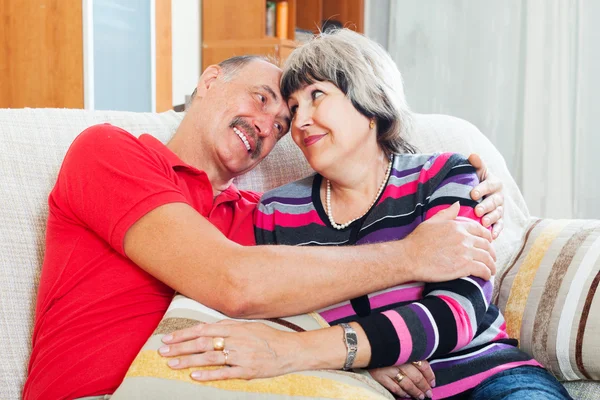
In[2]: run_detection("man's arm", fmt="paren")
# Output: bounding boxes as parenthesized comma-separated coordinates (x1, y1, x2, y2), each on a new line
(124, 201, 495, 318)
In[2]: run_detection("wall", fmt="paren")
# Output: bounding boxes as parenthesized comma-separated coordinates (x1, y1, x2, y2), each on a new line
(364, 0, 389, 48)
(171, 0, 201, 107)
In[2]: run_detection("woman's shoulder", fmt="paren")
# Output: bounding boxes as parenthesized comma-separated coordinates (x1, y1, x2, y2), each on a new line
(258, 174, 317, 210)
(393, 152, 472, 175)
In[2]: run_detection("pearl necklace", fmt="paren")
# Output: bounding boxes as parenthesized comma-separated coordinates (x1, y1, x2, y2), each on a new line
(326, 156, 393, 230)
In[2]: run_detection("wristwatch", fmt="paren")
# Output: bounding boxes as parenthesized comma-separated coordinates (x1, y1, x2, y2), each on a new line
(340, 323, 358, 371)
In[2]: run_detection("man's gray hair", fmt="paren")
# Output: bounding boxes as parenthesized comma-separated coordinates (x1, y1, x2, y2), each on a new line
(189, 55, 274, 101)
(281, 29, 415, 155)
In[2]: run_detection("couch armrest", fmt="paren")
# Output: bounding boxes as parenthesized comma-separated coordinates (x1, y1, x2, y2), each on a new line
(493, 218, 600, 382)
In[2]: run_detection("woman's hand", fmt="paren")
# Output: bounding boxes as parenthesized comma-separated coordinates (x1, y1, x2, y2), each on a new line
(159, 320, 305, 381)
(467, 153, 504, 239)
(369, 361, 435, 399)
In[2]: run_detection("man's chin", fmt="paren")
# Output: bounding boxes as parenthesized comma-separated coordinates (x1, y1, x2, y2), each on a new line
(227, 161, 261, 178)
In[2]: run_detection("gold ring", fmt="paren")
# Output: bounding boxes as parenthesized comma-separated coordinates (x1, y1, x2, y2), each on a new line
(412, 360, 423, 367)
(222, 349, 230, 365)
(213, 337, 225, 351)
(394, 370, 405, 384)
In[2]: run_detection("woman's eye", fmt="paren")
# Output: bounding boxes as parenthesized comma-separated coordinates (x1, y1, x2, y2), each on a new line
(258, 94, 266, 103)
(311, 90, 324, 100)
(289, 105, 298, 116)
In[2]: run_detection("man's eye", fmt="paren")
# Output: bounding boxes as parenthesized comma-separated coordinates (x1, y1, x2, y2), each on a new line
(258, 94, 266, 103)
(274, 123, 283, 134)
(311, 90, 324, 100)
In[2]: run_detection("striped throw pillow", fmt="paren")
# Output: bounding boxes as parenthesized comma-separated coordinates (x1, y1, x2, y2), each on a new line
(112, 295, 393, 399)
(494, 218, 600, 381)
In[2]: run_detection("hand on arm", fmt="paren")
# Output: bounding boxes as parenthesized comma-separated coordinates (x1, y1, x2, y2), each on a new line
(467, 153, 505, 239)
(160, 318, 437, 400)
(401, 201, 496, 283)
(159, 320, 371, 380)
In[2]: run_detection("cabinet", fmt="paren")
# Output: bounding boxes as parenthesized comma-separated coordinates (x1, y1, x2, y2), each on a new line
(201, 0, 364, 70)
(0, 0, 172, 111)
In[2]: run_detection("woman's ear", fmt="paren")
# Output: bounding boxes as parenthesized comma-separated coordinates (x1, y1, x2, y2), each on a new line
(194, 65, 222, 99)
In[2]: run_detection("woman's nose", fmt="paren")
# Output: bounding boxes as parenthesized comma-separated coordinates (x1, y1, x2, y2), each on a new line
(293, 106, 313, 130)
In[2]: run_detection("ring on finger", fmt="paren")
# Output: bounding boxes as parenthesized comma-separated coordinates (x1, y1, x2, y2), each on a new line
(394, 370, 405, 384)
(412, 360, 423, 367)
(222, 349, 230, 365)
(213, 337, 225, 351)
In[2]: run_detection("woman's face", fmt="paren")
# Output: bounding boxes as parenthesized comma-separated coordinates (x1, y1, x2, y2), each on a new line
(287, 81, 375, 173)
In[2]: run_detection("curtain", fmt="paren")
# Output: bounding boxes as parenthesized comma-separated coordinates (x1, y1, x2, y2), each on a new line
(376, 0, 599, 219)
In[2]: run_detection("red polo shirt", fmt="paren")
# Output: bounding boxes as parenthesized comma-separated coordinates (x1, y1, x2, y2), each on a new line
(23, 124, 259, 400)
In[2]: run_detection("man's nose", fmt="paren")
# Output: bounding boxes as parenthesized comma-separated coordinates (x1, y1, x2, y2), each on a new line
(253, 116, 275, 138)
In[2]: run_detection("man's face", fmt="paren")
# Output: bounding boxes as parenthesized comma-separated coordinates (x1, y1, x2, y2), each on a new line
(196, 60, 291, 178)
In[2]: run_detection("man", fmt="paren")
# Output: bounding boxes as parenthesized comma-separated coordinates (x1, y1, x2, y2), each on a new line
(24, 56, 503, 399)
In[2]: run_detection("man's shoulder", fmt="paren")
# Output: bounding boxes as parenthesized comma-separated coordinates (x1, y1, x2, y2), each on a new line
(67, 124, 147, 159)
(75, 123, 137, 143)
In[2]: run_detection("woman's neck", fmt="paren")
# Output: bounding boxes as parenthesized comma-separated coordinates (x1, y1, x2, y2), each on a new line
(321, 150, 391, 225)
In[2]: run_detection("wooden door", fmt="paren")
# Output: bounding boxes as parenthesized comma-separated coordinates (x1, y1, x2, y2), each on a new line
(0, 0, 84, 108)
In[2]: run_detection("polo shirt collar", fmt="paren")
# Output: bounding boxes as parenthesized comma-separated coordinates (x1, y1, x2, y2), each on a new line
(139, 134, 242, 203)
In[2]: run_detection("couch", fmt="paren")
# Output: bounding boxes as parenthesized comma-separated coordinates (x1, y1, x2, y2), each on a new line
(0, 108, 598, 399)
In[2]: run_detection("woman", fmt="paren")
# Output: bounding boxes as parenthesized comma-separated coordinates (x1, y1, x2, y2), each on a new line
(160, 29, 572, 399)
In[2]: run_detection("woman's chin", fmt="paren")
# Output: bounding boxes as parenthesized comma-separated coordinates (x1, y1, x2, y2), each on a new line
(305, 157, 330, 176)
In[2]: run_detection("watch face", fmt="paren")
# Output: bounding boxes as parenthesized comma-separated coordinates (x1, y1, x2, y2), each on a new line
(347, 334, 358, 347)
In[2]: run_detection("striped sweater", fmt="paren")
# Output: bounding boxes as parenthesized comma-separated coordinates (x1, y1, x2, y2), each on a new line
(255, 152, 541, 399)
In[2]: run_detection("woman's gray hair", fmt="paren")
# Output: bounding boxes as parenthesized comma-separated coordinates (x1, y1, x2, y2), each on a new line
(281, 29, 416, 155)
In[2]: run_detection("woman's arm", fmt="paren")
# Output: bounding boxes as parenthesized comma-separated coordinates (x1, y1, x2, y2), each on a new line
(360, 153, 492, 368)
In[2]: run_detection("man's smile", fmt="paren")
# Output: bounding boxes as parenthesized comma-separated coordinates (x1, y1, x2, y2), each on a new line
(233, 126, 252, 152)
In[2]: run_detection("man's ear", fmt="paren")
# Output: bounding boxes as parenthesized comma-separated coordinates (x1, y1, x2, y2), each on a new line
(194, 65, 222, 99)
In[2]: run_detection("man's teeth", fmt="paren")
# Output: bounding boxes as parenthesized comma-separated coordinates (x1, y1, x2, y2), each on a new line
(233, 127, 251, 152)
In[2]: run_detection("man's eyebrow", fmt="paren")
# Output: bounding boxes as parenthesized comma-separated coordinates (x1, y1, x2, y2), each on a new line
(255, 84, 280, 103)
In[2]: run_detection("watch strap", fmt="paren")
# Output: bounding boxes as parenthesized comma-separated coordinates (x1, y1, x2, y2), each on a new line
(340, 323, 358, 371)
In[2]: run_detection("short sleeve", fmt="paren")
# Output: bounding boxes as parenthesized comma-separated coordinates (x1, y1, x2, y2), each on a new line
(50, 124, 193, 255)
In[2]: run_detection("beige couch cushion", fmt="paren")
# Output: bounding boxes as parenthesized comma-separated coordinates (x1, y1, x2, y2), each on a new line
(0, 109, 528, 399)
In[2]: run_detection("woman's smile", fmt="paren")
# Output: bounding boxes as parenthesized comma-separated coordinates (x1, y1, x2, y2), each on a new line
(303, 133, 328, 147)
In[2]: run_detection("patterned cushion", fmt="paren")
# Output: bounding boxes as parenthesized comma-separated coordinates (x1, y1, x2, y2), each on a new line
(112, 295, 392, 400)
(494, 218, 600, 381)
(564, 380, 600, 400)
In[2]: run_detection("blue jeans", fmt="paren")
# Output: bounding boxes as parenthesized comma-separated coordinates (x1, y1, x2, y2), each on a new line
(469, 366, 573, 400)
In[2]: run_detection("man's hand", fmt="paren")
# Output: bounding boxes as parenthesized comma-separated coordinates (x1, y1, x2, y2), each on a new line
(403, 202, 496, 282)
(468, 154, 504, 239)
(369, 361, 435, 399)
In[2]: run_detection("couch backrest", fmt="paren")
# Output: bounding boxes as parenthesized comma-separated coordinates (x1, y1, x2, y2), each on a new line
(0, 108, 529, 398)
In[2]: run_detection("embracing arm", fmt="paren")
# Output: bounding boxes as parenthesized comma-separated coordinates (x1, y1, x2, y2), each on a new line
(124, 200, 495, 318)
